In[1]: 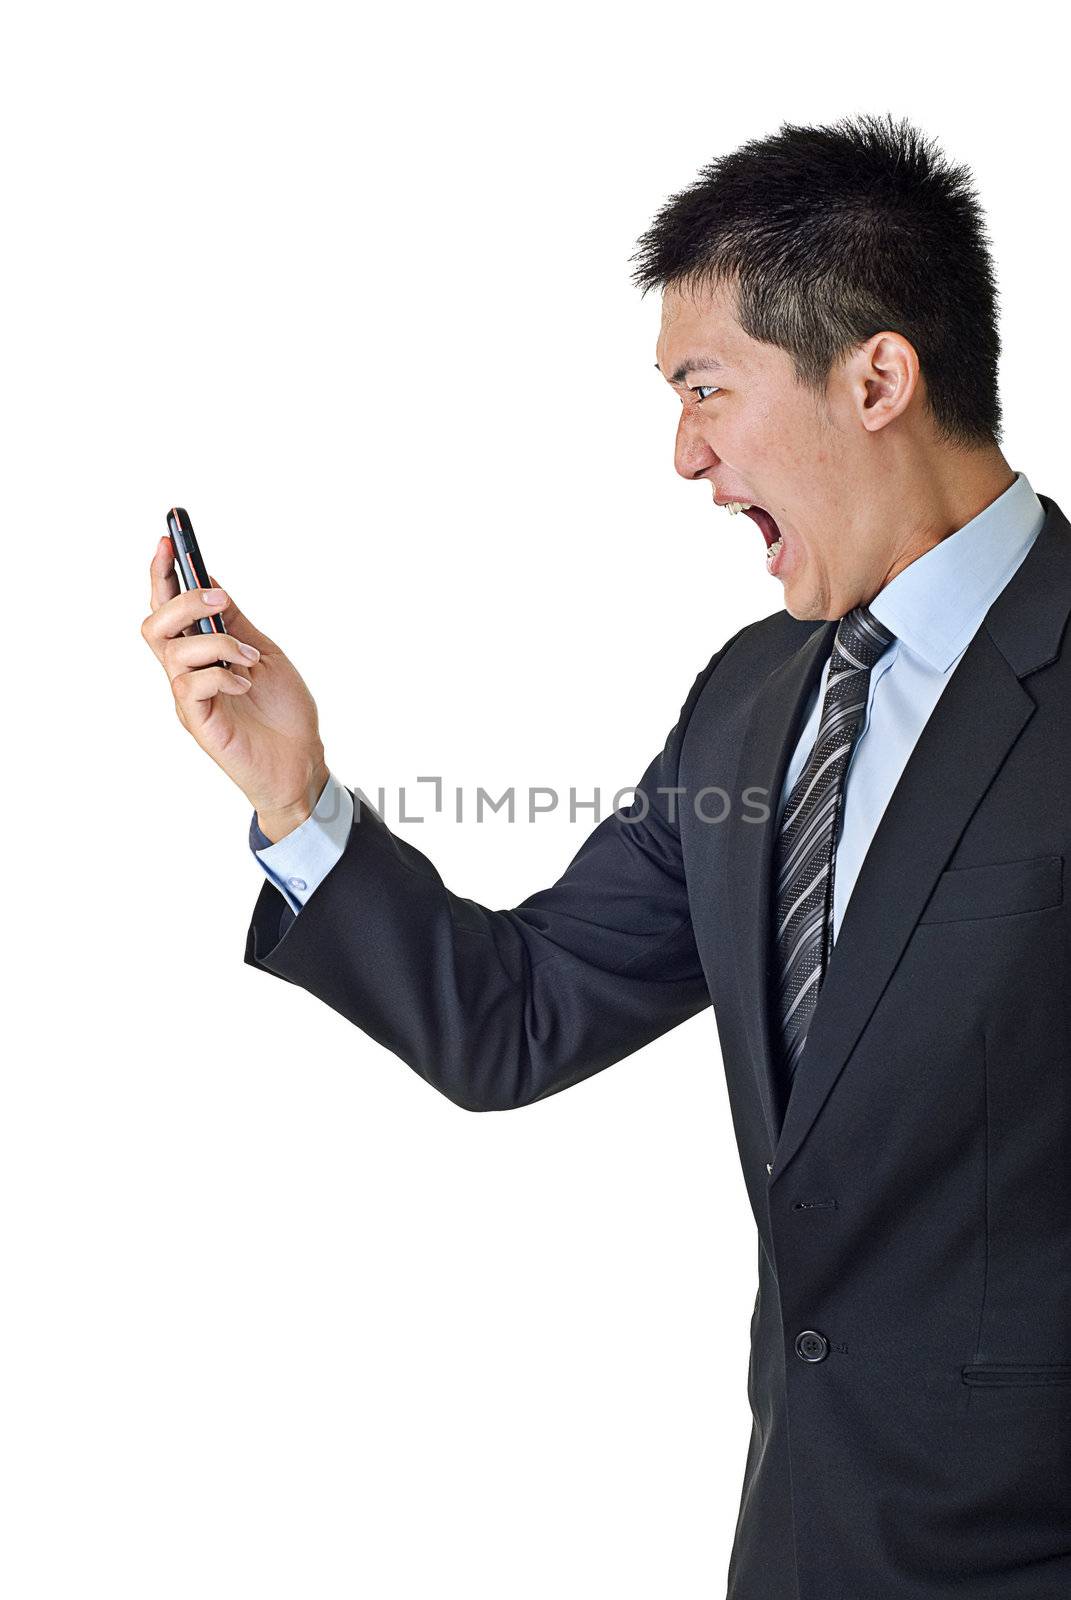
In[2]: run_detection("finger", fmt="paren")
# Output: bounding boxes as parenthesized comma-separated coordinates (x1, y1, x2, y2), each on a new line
(161, 629, 261, 684)
(151, 536, 199, 637)
(150, 536, 180, 612)
(206, 575, 277, 657)
(173, 664, 253, 707)
(141, 586, 230, 659)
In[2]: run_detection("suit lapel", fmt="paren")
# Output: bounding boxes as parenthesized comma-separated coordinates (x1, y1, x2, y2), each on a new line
(726, 618, 834, 1151)
(770, 624, 1035, 1178)
(726, 493, 1071, 1181)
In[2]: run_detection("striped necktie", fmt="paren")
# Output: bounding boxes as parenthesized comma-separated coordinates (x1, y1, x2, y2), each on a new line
(770, 603, 897, 1086)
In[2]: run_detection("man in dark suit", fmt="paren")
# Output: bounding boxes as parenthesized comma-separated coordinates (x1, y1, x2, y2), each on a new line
(143, 112, 1071, 1597)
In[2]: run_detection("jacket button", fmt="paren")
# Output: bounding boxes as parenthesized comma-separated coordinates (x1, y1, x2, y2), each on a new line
(766, 1161, 773, 1174)
(795, 1330, 829, 1363)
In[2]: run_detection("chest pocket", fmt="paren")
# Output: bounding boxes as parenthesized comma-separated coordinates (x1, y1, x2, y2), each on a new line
(918, 853, 1064, 925)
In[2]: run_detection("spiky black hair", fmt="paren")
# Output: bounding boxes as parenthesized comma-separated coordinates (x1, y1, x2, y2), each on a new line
(631, 113, 1003, 448)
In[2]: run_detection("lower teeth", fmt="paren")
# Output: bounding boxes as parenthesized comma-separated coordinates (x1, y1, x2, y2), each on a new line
(765, 536, 784, 568)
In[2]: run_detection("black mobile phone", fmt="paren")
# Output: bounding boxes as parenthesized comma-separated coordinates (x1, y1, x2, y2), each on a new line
(164, 506, 229, 668)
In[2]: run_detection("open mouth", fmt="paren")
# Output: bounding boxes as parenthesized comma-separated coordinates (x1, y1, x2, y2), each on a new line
(722, 499, 786, 571)
(742, 505, 782, 549)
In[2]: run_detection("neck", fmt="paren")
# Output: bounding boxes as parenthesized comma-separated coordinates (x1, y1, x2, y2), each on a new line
(874, 447, 1016, 592)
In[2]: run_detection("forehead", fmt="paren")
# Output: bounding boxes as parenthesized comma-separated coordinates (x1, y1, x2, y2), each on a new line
(656, 280, 745, 375)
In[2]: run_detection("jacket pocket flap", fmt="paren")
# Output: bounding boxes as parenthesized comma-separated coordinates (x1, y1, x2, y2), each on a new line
(962, 1362, 1071, 1387)
(919, 854, 1063, 925)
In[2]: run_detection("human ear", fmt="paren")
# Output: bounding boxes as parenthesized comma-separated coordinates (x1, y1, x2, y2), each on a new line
(857, 330, 919, 431)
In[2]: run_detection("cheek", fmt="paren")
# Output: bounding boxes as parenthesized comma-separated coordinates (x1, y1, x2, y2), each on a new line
(765, 412, 823, 474)
(704, 407, 753, 459)
(736, 426, 797, 478)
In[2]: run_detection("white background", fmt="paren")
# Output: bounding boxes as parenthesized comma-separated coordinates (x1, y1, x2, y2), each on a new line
(2, 2, 1067, 1594)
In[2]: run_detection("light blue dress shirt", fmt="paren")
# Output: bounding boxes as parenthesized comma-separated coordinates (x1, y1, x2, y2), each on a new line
(775, 469, 1044, 942)
(250, 471, 1045, 935)
(250, 773, 353, 913)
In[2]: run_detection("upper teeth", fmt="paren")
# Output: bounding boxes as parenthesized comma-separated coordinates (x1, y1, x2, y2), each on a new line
(726, 501, 753, 515)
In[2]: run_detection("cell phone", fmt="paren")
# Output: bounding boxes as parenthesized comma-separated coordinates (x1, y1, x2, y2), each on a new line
(164, 506, 229, 668)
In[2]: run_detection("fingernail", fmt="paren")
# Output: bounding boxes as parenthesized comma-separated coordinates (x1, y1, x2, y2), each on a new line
(202, 588, 227, 605)
(237, 642, 260, 660)
(233, 674, 252, 689)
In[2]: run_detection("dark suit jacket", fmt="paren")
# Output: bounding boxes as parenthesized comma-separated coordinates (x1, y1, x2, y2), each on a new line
(246, 493, 1071, 1599)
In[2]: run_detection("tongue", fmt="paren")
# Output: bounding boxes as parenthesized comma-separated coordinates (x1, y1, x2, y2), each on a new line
(744, 506, 782, 547)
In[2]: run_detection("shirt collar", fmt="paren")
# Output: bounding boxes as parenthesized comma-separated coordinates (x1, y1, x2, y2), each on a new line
(867, 470, 1046, 672)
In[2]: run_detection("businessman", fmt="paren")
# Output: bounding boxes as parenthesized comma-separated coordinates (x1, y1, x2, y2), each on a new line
(142, 113, 1071, 1598)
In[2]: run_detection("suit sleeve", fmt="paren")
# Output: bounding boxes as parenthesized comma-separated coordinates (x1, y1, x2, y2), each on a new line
(243, 629, 745, 1111)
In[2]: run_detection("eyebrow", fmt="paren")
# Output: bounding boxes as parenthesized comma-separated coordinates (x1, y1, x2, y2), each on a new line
(655, 354, 727, 385)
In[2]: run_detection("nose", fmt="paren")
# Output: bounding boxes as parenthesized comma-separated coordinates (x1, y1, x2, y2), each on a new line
(674, 407, 719, 481)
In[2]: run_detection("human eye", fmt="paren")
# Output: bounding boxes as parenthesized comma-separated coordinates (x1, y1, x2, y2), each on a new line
(690, 384, 721, 402)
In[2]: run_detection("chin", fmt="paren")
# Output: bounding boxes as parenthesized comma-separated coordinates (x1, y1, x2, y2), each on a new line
(782, 585, 823, 623)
